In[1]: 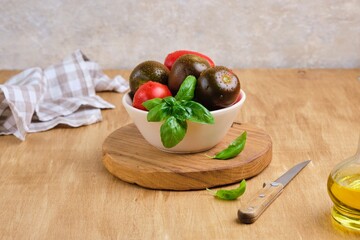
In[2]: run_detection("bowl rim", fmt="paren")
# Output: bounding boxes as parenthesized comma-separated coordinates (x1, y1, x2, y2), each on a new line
(122, 89, 246, 114)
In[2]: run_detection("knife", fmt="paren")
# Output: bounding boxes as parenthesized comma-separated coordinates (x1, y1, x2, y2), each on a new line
(238, 160, 311, 224)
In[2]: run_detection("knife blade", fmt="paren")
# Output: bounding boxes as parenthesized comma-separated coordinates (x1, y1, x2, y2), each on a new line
(238, 160, 311, 224)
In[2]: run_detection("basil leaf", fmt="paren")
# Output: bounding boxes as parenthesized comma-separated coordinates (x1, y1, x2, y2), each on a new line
(207, 180, 246, 200)
(182, 101, 215, 124)
(143, 98, 163, 110)
(143, 75, 215, 148)
(160, 116, 187, 148)
(210, 131, 247, 160)
(147, 102, 171, 122)
(163, 96, 176, 106)
(175, 75, 196, 101)
(172, 102, 191, 121)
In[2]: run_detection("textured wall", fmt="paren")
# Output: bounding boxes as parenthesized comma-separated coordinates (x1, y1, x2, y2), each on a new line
(0, 0, 359, 69)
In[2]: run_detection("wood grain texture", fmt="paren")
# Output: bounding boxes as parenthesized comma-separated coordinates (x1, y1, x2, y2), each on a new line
(102, 123, 272, 190)
(1, 69, 360, 239)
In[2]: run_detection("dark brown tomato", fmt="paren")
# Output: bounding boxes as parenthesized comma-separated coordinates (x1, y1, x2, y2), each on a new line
(129, 60, 169, 98)
(195, 66, 240, 110)
(168, 54, 210, 94)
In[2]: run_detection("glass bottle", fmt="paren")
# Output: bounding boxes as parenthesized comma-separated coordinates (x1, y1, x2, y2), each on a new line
(327, 135, 360, 231)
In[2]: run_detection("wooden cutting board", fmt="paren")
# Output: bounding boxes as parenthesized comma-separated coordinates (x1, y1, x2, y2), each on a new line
(102, 122, 272, 190)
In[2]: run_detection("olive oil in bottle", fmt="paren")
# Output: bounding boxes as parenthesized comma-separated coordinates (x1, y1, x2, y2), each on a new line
(327, 136, 360, 231)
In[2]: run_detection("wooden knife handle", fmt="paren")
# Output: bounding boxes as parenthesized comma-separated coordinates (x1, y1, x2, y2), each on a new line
(238, 182, 284, 224)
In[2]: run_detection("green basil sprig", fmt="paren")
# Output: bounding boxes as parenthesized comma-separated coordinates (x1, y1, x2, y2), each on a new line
(208, 131, 247, 160)
(207, 180, 246, 200)
(143, 75, 214, 148)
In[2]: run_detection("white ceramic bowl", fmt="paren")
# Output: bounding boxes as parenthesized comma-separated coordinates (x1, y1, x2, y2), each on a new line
(122, 90, 246, 153)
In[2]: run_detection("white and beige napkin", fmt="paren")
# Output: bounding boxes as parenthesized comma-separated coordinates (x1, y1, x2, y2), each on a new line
(0, 50, 129, 140)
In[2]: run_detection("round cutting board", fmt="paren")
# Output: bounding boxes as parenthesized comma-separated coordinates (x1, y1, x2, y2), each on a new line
(102, 122, 272, 190)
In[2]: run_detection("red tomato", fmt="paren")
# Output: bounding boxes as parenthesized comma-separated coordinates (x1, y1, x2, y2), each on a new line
(132, 81, 172, 110)
(164, 50, 215, 70)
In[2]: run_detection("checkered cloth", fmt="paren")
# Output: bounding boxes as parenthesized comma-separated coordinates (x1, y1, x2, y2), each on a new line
(0, 50, 129, 140)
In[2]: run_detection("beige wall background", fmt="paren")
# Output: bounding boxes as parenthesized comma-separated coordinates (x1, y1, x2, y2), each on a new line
(0, 0, 359, 70)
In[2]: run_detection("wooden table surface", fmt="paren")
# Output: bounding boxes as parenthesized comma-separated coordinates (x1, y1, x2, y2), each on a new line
(0, 69, 359, 239)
